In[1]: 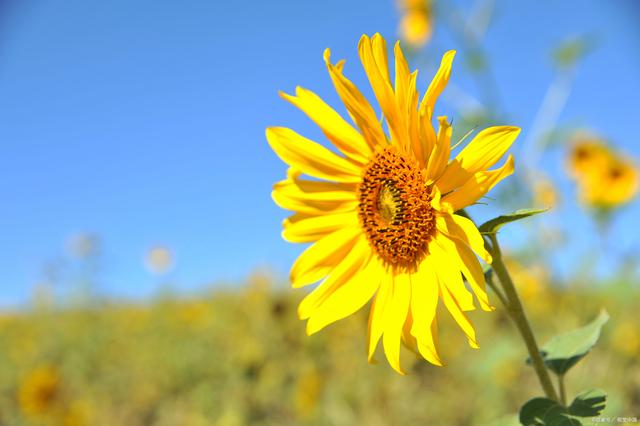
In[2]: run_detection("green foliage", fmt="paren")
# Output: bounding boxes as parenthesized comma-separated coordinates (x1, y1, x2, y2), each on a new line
(478, 208, 549, 235)
(536, 310, 609, 375)
(0, 281, 636, 425)
(519, 389, 607, 425)
(519, 397, 577, 425)
(552, 35, 597, 68)
(568, 389, 607, 417)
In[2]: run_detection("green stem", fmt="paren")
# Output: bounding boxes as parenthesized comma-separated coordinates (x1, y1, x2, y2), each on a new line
(485, 273, 508, 309)
(558, 374, 567, 406)
(488, 233, 560, 402)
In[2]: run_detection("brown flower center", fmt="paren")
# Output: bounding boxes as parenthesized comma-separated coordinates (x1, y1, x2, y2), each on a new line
(357, 147, 436, 271)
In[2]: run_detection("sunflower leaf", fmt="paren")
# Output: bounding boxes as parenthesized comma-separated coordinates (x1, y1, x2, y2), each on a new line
(478, 208, 549, 235)
(518, 397, 580, 425)
(518, 389, 607, 425)
(533, 310, 609, 375)
(568, 389, 607, 417)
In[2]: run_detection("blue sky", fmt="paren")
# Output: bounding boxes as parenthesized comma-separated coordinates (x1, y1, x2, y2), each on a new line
(1, 1, 638, 306)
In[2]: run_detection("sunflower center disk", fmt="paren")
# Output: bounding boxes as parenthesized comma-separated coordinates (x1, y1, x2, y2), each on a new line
(357, 147, 437, 271)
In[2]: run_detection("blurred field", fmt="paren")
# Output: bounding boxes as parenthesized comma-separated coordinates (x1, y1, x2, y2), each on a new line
(0, 270, 637, 426)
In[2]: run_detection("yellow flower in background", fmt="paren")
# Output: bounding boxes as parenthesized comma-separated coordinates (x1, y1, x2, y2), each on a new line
(397, 0, 433, 48)
(268, 34, 520, 373)
(18, 365, 62, 418)
(611, 320, 640, 358)
(580, 156, 639, 208)
(567, 136, 610, 178)
(532, 174, 558, 208)
(567, 134, 639, 208)
(294, 366, 323, 418)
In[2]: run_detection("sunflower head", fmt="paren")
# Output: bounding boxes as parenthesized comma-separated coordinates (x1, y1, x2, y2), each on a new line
(18, 365, 62, 418)
(567, 133, 639, 209)
(268, 34, 520, 373)
(567, 135, 611, 178)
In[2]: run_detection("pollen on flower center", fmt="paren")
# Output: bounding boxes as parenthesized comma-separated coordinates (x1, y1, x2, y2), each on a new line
(357, 147, 437, 271)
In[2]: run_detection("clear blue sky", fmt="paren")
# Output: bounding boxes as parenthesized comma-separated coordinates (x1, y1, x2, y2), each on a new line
(1, 0, 639, 306)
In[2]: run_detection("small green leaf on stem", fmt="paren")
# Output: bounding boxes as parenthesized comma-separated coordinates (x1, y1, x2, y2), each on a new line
(534, 310, 609, 375)
(519, 398, 579, 425)
(518, 389, 607, 425)
(479, 208, 549, 235)
(568, 389, 607, 417)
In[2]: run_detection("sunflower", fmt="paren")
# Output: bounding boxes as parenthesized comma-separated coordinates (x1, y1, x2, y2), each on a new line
(567, 136, 610, 178)
(268, 34, 520, 374)
(397, 0, 433, 48)
(580, 156, 639, 208)
(18, 365, 62, 418)
(567, 135, 639, 208)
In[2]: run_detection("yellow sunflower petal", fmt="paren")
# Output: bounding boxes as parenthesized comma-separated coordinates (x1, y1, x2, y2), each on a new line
(306, 256, 380, 335)
(420, 50, 455, 121)
(419, 104, 438, 163)
(441, 154, 515, 211)
(382, 272, 411, 375)
(401, 311, 419, 356)
(267, 127, 362, 183)
(410, 258, 444, 366)
(367, 273, 392, 362)
(324, 49, 387, 150)
(437, 126, 521, 194)
(283, 211, 358, 243)
(434, 231, 493, 312)
(280, 87, 372, 163)
(290, 226, 362, 288)
(276, 170, 359, 199)
(273, 173, 357, 215)
(394, 43, 423, 162)
(443, 214, 491, 263)
(429, 241, 475, 311)
(440, 282, 479, 349)
(358, 34, 408, 148)
(425, 116, 452, 183)
(298, 237, 370, 321)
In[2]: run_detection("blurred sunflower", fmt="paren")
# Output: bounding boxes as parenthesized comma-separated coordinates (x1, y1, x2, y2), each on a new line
(397, 0, 433, 48)
(580, 156, 639, 208)
(18, 365, 62, 418)
(268, 34, 520, 373)
(567, 135, 639, 208)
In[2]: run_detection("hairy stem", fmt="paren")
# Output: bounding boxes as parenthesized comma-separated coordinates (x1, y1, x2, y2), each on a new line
(488, 233, 560, 402)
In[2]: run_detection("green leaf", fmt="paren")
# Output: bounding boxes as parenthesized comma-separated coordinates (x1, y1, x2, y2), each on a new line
(552, 35, 597, 68)
(568, 389, 607, 417)
(478, 208, 549, 235)
(537, 310, 609, 375)
(519, 398, 580, 426)
(518, 390, 607, 425)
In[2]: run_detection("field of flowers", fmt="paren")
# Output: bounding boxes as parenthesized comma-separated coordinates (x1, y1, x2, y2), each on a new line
(0, 267, 637, 426)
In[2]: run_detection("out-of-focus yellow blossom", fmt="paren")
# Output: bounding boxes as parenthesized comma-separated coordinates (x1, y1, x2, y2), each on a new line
(177, 300, 210, 328)
(611, 320, 640, 357)
(567, 136, 610, 178)
(63, 399, 92, 426)
(533, 175, 559, 208)
(18, 365, 62, 418)
(397, 0, 433, 48)
(567, 135, 639, 208)
(579, 156, 639, 208)
(504, 258, 551, 315)
(294, 366, 323, 418)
